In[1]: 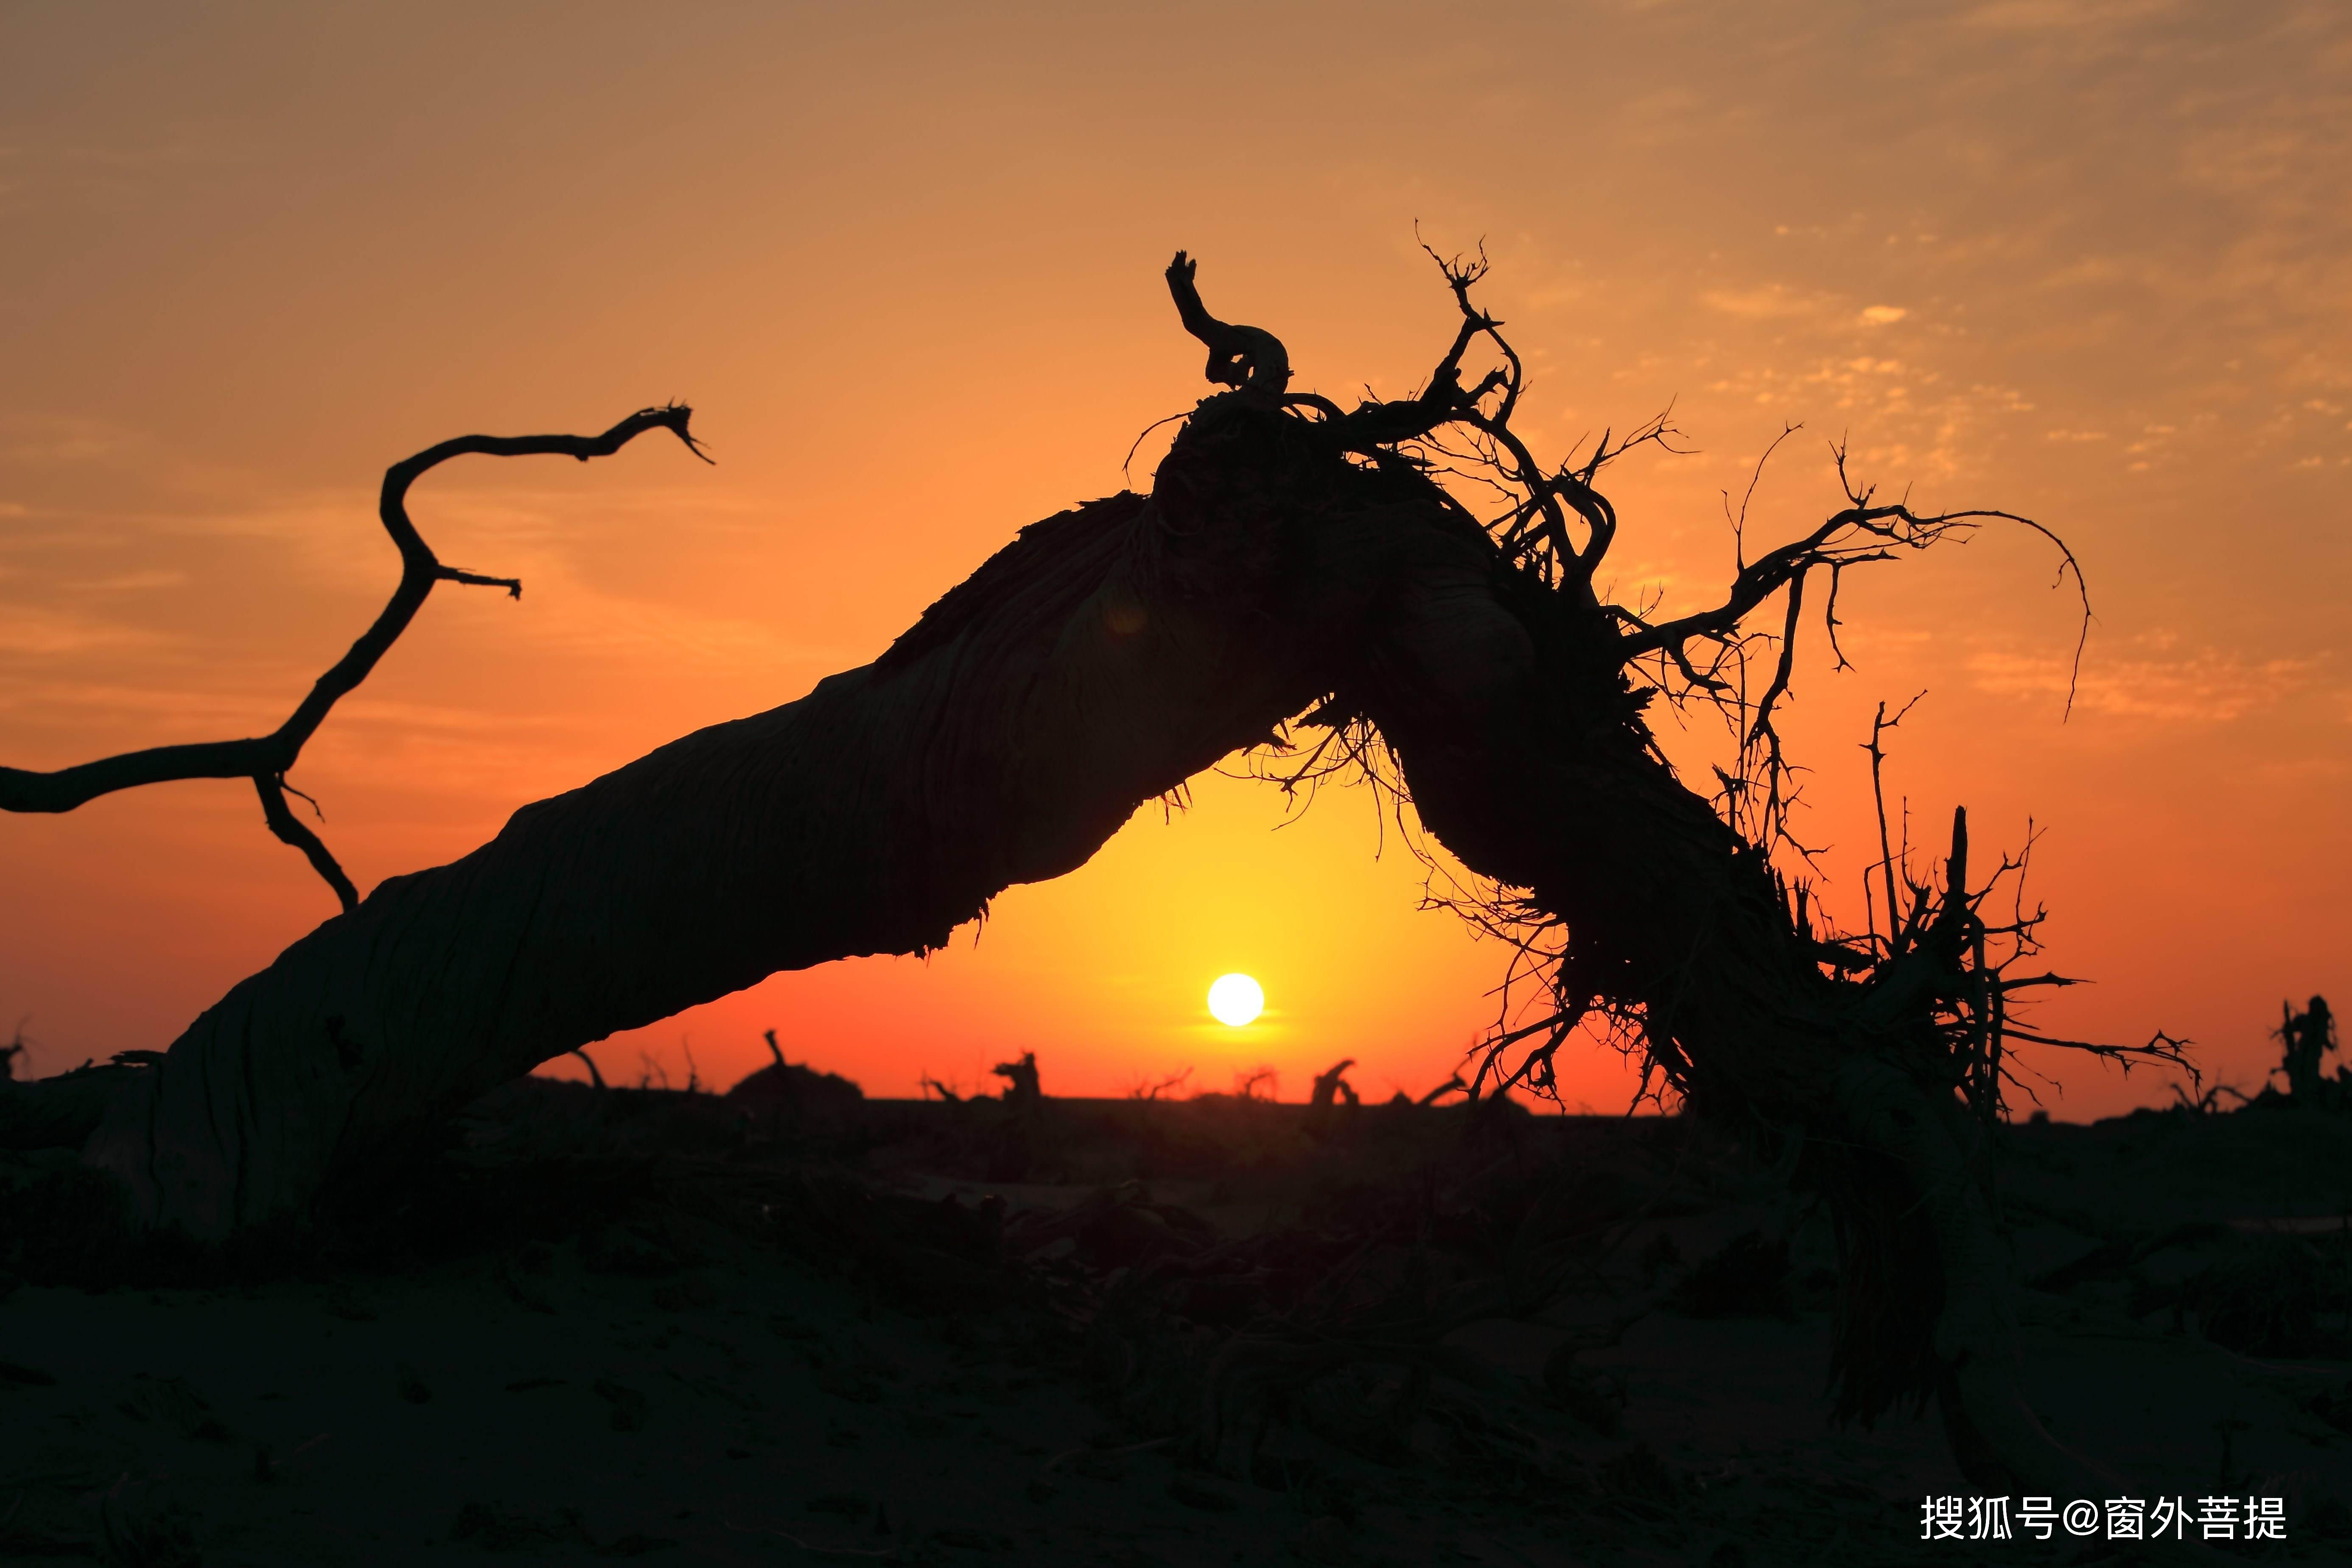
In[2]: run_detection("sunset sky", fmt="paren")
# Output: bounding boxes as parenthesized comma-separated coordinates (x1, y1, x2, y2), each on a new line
(2, 2, 2344, 1118)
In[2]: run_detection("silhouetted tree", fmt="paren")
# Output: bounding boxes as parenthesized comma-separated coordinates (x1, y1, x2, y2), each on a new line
(1307, 1058, 1358, 1111)
(991, 1051, 1042, 1108)
(2280, 994, 2338, 1100)
(2, 249, 2179, 1494)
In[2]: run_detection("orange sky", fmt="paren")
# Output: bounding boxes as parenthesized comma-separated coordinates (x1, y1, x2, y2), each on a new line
(2, 3, 2345, 1118)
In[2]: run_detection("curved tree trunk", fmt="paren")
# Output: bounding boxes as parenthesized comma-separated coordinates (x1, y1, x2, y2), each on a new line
(78, 409, 1423, 1238)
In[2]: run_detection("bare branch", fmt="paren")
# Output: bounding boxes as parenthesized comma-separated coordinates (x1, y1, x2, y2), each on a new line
(1745, 566, 1807, 750)
(254, 774, 359, 913)
(1616, 440, 2090, 706)
(0, 403, 709, 906)
(1724, 421, 1801, 572)
(1864, 694, 1925, 954)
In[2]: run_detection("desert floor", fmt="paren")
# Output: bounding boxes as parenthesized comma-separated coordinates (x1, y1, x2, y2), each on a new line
(5, 1073, 2351, 1566)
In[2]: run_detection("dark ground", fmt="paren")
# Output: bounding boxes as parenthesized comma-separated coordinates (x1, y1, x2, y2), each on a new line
(4, 1071, 2351, 1566)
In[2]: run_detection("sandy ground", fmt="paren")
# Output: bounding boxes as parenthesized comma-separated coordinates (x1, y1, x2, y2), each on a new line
(4, 1083, 2350, 1566)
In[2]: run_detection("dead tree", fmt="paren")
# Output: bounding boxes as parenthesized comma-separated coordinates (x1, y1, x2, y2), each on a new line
(2279, 995, 2338, 1100)
(4, 251, 2172, 1493)
(1307, 1058, 1358, 1110)
(991, 1051, 1042, 1108)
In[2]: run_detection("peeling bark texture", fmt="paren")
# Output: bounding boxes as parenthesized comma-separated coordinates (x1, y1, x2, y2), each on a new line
(25, 252, 2126, 1494)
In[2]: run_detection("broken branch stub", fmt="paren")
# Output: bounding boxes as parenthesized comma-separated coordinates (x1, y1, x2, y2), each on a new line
(1165, 252, 1290, 399)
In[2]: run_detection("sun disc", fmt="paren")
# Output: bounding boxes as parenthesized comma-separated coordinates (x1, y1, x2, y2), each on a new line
(1207, 973, 1264, 1028)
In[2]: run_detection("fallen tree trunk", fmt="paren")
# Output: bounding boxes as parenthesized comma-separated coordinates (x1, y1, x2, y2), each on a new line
(13, 252, 2138, 1495)
(71, 462, 1389, 1235)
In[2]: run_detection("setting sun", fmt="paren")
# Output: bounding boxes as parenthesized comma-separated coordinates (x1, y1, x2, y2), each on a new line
(1207, 973, 1265, 1028)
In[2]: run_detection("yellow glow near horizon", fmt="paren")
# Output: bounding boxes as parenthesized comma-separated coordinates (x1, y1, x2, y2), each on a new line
(1207, 973, 1265, 1028)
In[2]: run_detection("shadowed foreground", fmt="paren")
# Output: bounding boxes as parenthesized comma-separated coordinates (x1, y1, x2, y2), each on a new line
(3, 1079, 2350, 1564)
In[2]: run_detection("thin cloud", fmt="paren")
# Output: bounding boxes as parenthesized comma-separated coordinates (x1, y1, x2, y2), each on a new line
(0, 605, 171, 658)
(1700, 285, 1823, 321)
(1971, 646, 2323, 722)
(71, 569, 188, 593)
(0, 412, 139, 465)
(0, 133, 247, 218)
(1957, 0, 2183, 34)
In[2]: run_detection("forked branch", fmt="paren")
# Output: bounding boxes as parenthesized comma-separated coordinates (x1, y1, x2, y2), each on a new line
(1613, 444, 2089, 686)
(0, 403, 710, 911)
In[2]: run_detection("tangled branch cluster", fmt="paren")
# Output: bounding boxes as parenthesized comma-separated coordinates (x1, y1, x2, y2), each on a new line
(1206, 242, 2179, 1119)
